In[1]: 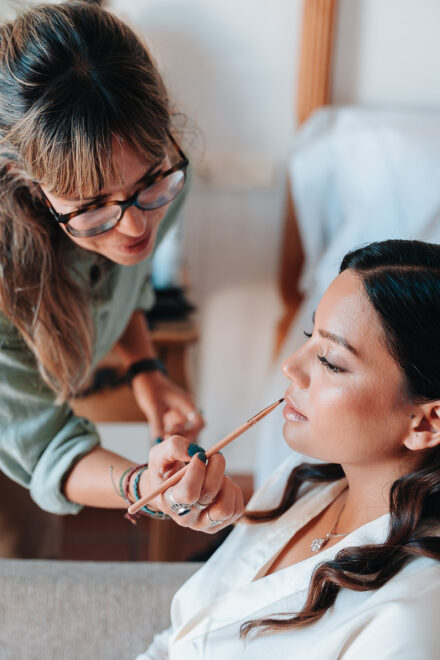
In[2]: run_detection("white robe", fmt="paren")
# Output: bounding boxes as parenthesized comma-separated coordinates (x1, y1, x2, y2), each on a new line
(138, 454, 440, 659)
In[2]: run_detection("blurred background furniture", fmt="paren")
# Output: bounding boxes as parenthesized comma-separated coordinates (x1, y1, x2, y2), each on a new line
(0, 559, 200, 660)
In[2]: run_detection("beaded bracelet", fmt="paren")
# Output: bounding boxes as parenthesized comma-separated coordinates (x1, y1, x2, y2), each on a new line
(119, 467, 133, 501)
(121, 463, 170, 522)
(132, 465, 170, 520)
(123, 464, 145, 502)
(121, 464, 146, 525)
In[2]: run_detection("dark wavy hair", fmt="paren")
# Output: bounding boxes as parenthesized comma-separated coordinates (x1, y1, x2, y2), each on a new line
(241, 239, 440, 637)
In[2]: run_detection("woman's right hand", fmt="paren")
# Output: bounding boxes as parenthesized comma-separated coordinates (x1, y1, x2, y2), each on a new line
(140, 435, 245, 533)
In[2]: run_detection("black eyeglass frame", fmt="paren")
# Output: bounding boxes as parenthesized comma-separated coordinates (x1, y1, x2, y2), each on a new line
(38, 132, 189, 236)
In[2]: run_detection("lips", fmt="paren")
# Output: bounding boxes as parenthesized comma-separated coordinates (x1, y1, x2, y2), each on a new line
(117, 230, 151, 252)
(283, 395, 308, 422)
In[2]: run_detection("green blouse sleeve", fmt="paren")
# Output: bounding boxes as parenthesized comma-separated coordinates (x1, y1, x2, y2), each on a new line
(0, 320, 100, 514)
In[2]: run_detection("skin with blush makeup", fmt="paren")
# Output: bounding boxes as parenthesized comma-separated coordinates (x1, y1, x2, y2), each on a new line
(267, 267, 439, 571)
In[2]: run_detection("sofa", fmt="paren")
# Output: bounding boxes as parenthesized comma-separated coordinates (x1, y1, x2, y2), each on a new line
(0, 559, 201, 659)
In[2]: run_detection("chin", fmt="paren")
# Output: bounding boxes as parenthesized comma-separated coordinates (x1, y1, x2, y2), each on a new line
(282, 424, 325, 462)
(108, 252, 148, 266)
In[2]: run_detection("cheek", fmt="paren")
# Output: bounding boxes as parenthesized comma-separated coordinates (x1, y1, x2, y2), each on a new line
(151, 208, 167, 227)
(312, 379, 404, 460)
(313, 379, 376, 431)
(69, 235, 108, 253)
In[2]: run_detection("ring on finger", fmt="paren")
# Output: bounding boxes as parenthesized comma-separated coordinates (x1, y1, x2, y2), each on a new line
(166, 488, 193, 517)
(207, 509, 226, 528)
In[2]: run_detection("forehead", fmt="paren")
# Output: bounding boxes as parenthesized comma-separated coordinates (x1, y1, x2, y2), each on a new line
(316, 270, 390, 362)
(97, 138, 154, 196)
(44, 138, 155, 205)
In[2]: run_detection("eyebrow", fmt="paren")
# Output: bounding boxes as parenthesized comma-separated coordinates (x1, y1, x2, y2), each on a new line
(71, 163, 162, 204)
(311, 312, 359, 356)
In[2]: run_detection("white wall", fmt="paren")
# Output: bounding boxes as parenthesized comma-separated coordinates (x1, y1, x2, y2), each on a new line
(333, 0, 440, 107)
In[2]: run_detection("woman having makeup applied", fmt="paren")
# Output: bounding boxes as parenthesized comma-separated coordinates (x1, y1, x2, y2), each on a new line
(139, 239, 440, 659)
(0, 1, 244, 533)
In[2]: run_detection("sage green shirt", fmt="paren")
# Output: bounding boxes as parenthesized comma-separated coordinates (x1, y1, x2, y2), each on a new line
(0, 194, 183, 514)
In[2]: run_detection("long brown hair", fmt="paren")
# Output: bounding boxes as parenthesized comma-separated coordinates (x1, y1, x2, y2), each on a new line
(241, 239, 440, 638)
(0, 2, 170, 401)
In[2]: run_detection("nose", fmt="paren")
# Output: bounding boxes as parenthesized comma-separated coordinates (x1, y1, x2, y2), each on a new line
(282, 346, 310, 389)
(117, 205, 148, 237)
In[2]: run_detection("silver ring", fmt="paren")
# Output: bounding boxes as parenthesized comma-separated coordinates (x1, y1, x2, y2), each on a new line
(166, 488, 193, 517)
(186, 411, 197, 422)
(207, 509, 225, 528)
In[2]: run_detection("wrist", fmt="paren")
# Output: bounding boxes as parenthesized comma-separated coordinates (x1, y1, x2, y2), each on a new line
(126, 357, 167, 385)
(119, 463, 169, 521)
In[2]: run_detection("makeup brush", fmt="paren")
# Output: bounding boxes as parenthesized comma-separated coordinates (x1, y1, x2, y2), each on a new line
(128, 397, 284, 515)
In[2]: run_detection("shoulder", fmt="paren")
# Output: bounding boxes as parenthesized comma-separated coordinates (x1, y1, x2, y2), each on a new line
(339, 558, 440, 659)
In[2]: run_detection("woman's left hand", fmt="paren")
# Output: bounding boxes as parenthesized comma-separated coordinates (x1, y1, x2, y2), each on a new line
(131, 370, 205, 441)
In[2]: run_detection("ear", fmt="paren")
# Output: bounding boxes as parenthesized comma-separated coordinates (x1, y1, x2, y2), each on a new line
(404, 403, 440, 451)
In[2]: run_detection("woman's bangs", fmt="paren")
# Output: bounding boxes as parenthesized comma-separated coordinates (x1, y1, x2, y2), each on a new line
(30, 134, 121, 200)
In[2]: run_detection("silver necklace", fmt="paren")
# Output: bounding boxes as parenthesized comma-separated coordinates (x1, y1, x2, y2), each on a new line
(310, 495, 349, 553)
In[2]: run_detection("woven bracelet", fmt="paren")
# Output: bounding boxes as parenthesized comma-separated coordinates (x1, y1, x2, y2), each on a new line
(132, 465, 170, 520)
(119, 467, 133, 501)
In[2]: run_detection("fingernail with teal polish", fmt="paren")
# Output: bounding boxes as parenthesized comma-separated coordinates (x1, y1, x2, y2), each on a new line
(187, 442, 204, 457)
(197, 452, 207, 464)
(155, 437, 163, 444)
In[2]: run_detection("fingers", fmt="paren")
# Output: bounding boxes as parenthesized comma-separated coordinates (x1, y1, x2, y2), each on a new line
(201, 478, 245, 533)
(196, 453, 226, 505)
(163, 410, 205, 438)
(143, 400, 166, 441)
(149, 434, 197, 469)
(147, 435, 244, 532)
(149, 433, 209, 483)
(164, 452, 208, 515)
(131, 371, 204, 439)
(161, 385, 205, 435)
(163, 409, 186, 436)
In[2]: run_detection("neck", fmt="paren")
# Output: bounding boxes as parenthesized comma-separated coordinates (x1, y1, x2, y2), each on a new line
(334, 456, 416, 535)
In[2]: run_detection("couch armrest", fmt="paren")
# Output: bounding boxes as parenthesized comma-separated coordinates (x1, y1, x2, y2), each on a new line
(0, 559, 201, 659)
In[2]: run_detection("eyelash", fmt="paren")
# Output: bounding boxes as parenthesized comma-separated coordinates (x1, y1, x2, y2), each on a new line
(317, 355, 344, 373)
(303, 330, 344, 374)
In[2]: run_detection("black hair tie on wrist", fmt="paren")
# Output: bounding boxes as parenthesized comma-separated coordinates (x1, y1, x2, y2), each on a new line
(126, 358, 167, 384)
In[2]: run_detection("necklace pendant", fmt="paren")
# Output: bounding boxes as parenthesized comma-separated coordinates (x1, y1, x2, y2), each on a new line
(310, 536, 328, 553)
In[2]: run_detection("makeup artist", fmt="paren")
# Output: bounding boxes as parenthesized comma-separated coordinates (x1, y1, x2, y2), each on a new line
(0, 2, 244, 531)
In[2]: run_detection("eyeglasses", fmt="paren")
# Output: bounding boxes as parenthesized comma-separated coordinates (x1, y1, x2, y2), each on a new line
(38, 133, 188, 238)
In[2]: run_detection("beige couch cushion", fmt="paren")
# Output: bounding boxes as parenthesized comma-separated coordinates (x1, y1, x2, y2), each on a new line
(0, 559, 201, 659)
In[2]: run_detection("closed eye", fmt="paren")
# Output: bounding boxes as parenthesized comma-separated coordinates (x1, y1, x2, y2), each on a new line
(317, 355, 345, 374)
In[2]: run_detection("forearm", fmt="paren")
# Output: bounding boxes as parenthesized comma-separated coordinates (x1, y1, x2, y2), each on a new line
(63, 446, 139, 509)
(114, 310, 157, 367)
